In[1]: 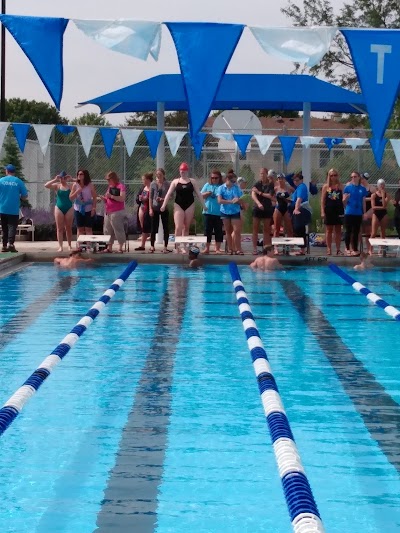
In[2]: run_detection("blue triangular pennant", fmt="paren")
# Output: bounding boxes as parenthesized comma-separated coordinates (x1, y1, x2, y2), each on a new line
(100, 127, 119, 158)
(233, 134, 253, 156)
(166, 22, 244, 136)
(369, 137, 388, 167)
(191, 132, 207, 160)
(144, 130, 163, 159)
(57, 125, 76, 134)
(323, 137, 343, 151)
(11, 123, 30, 152)
(0, 15, 69, 108)
(279, 136, 298, 164)
(341, 29, 400, 140)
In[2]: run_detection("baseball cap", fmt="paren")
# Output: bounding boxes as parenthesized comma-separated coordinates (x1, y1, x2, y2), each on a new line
(5, 164, 16, 172)
(237, 177, 246, 183)
(267, 169, 277, 178)
(179, 162, 189, 171)
(362, 172, 370, 180)
(277, 173, 285, 179)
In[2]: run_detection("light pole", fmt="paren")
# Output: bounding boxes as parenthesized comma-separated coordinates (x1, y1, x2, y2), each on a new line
(0, 0, 5, 122)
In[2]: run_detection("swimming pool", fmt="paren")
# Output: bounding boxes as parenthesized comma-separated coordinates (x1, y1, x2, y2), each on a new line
(0, 263, 399, 532)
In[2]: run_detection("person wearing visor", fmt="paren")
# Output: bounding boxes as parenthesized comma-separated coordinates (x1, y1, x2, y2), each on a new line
(161, 162, 206, 239)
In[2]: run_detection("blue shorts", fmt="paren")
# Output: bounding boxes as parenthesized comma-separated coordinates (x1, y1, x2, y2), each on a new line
(75, 210, 94, 228)
(221, 213, 241, 220)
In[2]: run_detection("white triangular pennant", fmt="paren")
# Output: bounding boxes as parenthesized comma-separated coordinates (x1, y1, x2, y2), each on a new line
(390, 139, 400, 166)
(0, 122, 10, 151)
(77, 126, 98, 157)
(345, 137, 367, 150)
(73, 20, 161, 61)
(213, 132, 233, 140)
(33, 124, 54, 155)
(165, 131, 186, 157)
(254, 135, 276, 155)
(300, 136, 322, 148)
(120, 128, 142, 157)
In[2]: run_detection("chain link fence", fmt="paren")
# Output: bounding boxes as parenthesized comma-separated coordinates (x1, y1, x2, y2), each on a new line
(10, 127, 400, 235)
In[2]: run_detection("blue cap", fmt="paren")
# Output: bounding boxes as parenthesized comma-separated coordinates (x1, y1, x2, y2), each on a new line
(5, 164, 16, 172)
(59, 171, 67, 178)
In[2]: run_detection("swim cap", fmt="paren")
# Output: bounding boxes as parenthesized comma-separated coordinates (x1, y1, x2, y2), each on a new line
(59, 170, 67, 178)
(179, 162, 189, 171)
(189, 246, 200, 255)
(377, 178, 385, 186)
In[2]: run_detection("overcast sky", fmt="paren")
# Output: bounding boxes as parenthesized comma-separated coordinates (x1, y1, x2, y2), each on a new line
(7, 0, 345, 124)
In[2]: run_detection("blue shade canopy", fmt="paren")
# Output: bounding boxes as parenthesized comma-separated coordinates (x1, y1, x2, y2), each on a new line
(80, 74, 367, 117)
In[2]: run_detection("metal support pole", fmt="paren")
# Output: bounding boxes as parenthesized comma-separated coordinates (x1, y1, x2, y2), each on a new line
(0, 0, 6, 121)
(302, 102, 311, 189)
(156, 102, 165, 245)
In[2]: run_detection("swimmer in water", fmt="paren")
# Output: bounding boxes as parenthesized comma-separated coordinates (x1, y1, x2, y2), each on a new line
(188, 246, 201, 268)
(54, 250, 93, 268)
(250, 245, 282, 271)
(353, 252, 373, 271)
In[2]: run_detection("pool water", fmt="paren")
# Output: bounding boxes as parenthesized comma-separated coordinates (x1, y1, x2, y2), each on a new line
(0, 264, 399, 532)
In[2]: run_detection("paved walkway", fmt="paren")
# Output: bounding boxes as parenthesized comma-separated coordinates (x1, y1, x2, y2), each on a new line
(0, 236, 399, 270)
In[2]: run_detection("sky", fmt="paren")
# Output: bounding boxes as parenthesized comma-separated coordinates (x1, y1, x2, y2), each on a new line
(6, 0, 346, 124)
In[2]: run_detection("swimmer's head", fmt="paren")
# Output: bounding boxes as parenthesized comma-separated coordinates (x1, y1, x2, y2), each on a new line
(262, 246, 273, 256)
(188, 246, 200, 258)
(377, 178, 385, 188)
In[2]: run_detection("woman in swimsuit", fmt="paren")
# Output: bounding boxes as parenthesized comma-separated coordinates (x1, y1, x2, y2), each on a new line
(371, 179, 390, 247)
(273, 173, 292, 254)
(251, 168, 276, 255)
(320, 168, 344, 256)
(69, 169, 97, 237)
(45, 171, 74, 252)
(135, 172, 153, 251)
(161, 162, 205, 237)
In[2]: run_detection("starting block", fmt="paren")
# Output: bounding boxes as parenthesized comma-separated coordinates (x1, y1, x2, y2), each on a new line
(369, 238, 400, 257)
(174, 235, 207, 252)
(272, 237, 305, 255)
(77, 235, 111, 253)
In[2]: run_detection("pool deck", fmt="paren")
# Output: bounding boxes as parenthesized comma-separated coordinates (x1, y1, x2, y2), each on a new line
(0, 238, 399, 271)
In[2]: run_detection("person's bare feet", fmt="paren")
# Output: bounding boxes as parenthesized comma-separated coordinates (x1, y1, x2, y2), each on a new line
(57, 247, 63, 252)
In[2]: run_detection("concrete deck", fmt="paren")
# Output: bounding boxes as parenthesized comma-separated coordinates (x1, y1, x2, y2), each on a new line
(0, 237, 399, 271)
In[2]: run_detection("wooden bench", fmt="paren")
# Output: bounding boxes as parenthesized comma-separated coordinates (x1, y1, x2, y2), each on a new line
(77, 235, 111, 253)
(369, 238, 400, 257)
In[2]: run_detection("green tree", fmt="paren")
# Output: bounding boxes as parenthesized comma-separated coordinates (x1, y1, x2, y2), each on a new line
(71, 113, 111, 127)
(5, 98, 67, 124)
(124, 111, 188, 128)
(281, 0, 400, 127)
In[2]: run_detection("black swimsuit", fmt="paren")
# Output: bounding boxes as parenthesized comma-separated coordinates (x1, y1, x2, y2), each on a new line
(175, 180, 195, 211)
(374, 193, 387, 222)
(276, 190, 290, 215)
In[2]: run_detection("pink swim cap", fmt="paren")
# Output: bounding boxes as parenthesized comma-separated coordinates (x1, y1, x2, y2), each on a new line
(179, 162, 189, 171)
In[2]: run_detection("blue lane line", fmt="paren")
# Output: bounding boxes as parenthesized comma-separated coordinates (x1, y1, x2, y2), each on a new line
(329, 264, 400, 320)
(0, 261, 138, 436)
(229, 262, 325, 533)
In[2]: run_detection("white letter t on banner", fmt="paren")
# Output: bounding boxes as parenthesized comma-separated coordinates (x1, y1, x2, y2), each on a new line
(370, 44, 392, 84)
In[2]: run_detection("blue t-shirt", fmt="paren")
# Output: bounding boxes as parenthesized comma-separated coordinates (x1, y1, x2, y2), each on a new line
(217, 183, 243, 215)
(343, 184, 367, 215)
(291, 182, 308, 207)
(201, 183, 221, 216)
(0, 175, 28, 215)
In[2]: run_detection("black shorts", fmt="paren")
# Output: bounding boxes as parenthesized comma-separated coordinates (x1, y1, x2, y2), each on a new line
(75, 210, 94, 228)
(252, 208, 274, 219)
